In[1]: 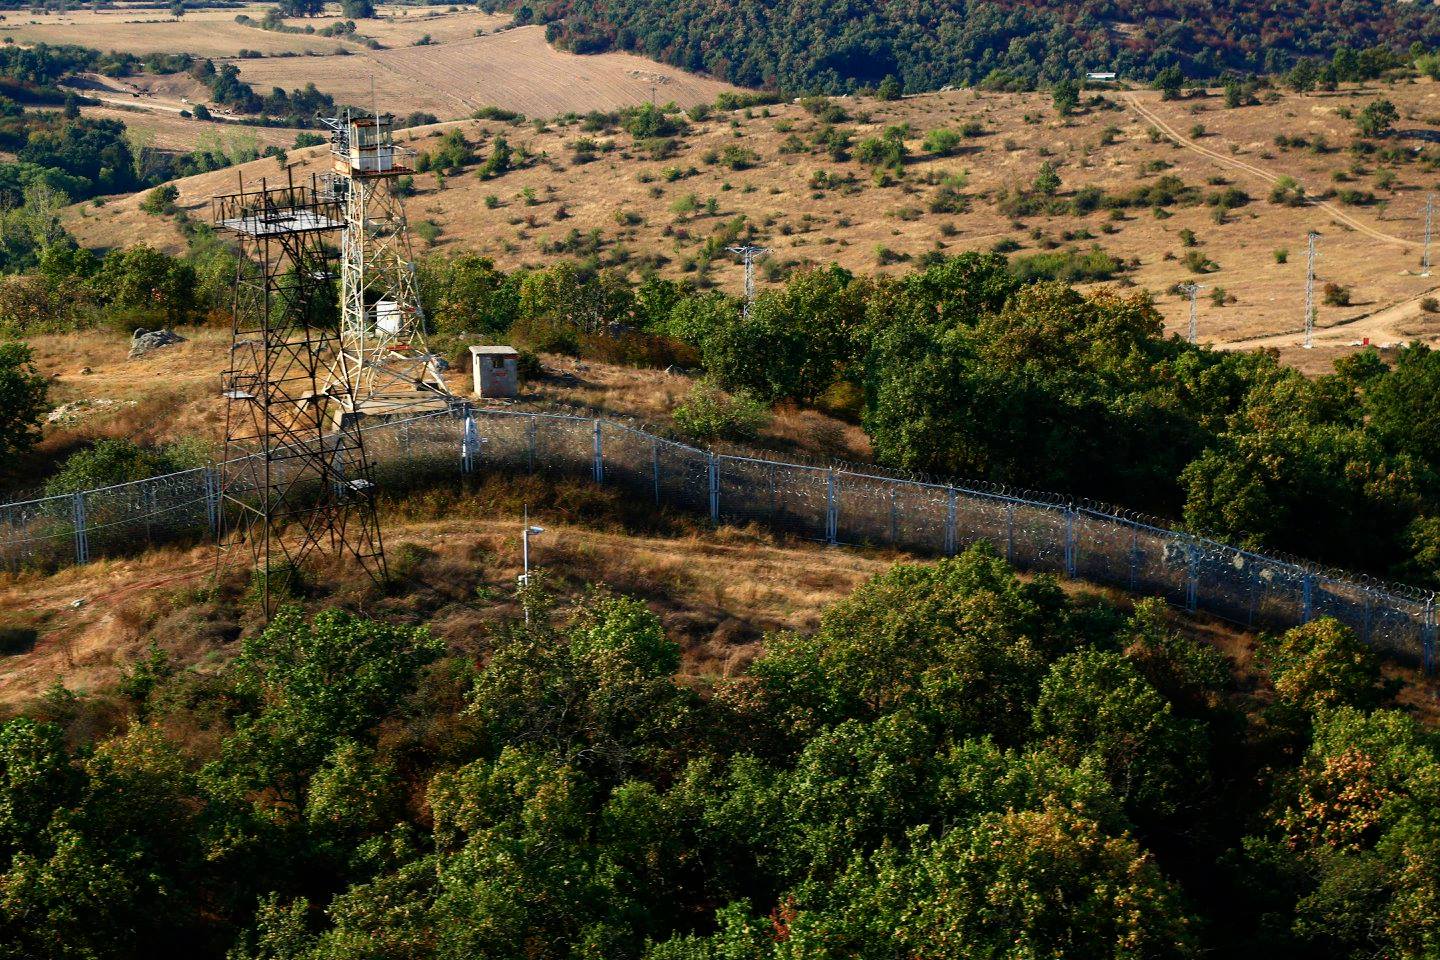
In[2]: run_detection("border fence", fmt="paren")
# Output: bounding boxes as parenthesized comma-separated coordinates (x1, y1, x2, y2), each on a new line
(2, 407, 1435, 670)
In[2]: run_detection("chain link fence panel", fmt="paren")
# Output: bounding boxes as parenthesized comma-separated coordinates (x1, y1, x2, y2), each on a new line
(2, 406, 1435, 669)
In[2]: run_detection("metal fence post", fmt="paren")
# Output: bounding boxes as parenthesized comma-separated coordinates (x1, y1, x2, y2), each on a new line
(1006, 501, 1016, 563)
(1185, 547, 1199, 613)
(889, 487, 899, 545)
(71, 492, 88, 564)
(651, 440, 661, 506)
(1245, 560, 1258, 629)
(1423, 598, 1435, 674)
(1302, 572, 1315, 623)
(1064, 507, 1077, 578)
(461, 413, 477, 474)
(592, 419, 604, 484)
(945, 488, 957, 556)
(708, 452, 720, 525)
(1128, 526, 1140, 591)
(526, 416, 537, 472)
(204, 467, 219, 536)
(825, 470, 838, 545)
(144, 479, 155, 544)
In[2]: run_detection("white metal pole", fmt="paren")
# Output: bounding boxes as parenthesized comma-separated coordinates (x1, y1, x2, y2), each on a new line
(1303, 231, 1319, 350)
(1423, 193, 1433, 276)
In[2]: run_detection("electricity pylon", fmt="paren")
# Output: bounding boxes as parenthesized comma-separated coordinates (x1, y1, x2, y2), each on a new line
(726, 244, 767, 317)
(1178, 282, 1207, 344)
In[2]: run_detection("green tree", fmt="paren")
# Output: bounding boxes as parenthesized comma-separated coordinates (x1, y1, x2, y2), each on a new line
(1262, 618, 1385, 715)
(1355, 99, 1398, 138)
(1033, 160, 1061, 196)
(467, 594, 694, 780)
(95, 244, 201, 326)
(478, 134, 512, 179)
(921, 127, 962, 156)
(43, 438, 206, 497)
(1032, 649, 1207, 821)
(876, 75, 902, 101)
(1153, 65, 1184, 100)
(896, 807, 1197, 958)
(1051, 77, 1079, 115)
(1250, 708, 1440, 958)
(751, 547, 1072, 744)
(0, 339, 47, 470)
(691, 265, 865, 402)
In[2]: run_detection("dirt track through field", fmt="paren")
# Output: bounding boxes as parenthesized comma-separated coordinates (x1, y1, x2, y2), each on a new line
(1125, 93, 1422, 249)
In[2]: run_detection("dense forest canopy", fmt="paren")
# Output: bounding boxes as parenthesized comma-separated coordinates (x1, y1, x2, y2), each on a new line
(2, 551, 1436, 958)
(532, 0, 1440, 91)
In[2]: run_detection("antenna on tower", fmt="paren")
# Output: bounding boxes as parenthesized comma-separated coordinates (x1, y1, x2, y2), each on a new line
(1178, 282, 1207, 344)
(1303, 230, 1320, 350)
(1423, 193, 1434, 277)
(726, 245, 768, 317)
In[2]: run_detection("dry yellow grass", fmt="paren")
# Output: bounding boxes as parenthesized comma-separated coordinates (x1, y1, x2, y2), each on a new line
(80, 103, 303, 153)
(7, 4, 727, 122)
(231, 24, 737, 120)
(67, 80, 1440, 371)
(5, 504, 1435, 726)
(0, 4, 355, 57)
(0, 508, 895, 707)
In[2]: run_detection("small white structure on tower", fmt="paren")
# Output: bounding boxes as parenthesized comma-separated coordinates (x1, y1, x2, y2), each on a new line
(322, 110, 452, 424)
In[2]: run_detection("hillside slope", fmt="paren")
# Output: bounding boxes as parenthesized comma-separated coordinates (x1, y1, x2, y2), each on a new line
(539, 0, 1440, 91)
(68, 81, 1440, 370)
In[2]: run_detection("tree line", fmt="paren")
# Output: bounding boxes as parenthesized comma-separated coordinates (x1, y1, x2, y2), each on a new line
(533, 0, 1440, 93)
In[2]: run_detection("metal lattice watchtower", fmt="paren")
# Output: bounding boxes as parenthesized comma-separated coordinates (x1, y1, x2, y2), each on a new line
(321, 111, 451, 423)
(213, 171, 387, 615)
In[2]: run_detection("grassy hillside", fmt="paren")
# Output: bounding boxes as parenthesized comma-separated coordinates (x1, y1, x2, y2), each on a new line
(70, 80, 1440, 370)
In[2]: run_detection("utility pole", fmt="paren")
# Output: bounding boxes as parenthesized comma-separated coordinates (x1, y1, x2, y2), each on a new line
(519, 505, 545, 625)
(1423, 193, 1434, 276)
(1178, 282, 1206, 344)
(1303, 230, 1320, 350)
(726, 245, 768, 317)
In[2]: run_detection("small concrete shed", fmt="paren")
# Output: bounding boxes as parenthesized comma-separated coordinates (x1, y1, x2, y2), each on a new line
(469, 345, 520, 398)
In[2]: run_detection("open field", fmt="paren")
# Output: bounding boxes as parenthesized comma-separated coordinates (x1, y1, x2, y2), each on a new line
(0, 4, 356, 57)
(231, 24, 738, 119)
(0, 3, 512, 57)
(3, 3, 734, 120)
(68, 80, 1440, 369)
(82, 102, 303, 152)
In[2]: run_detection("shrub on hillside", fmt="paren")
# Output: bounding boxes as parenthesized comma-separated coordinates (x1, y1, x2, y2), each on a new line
(670, 381, 769, 444)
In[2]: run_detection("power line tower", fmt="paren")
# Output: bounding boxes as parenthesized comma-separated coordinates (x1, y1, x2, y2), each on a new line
(1423, 193, 1434, 276)
(322, 110, 451, 424)
(726, 244, 767, 317)
(213, 171, 387, 615)
(1178, 282, 1207, 344)
(1303, 230, 1320, 350)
